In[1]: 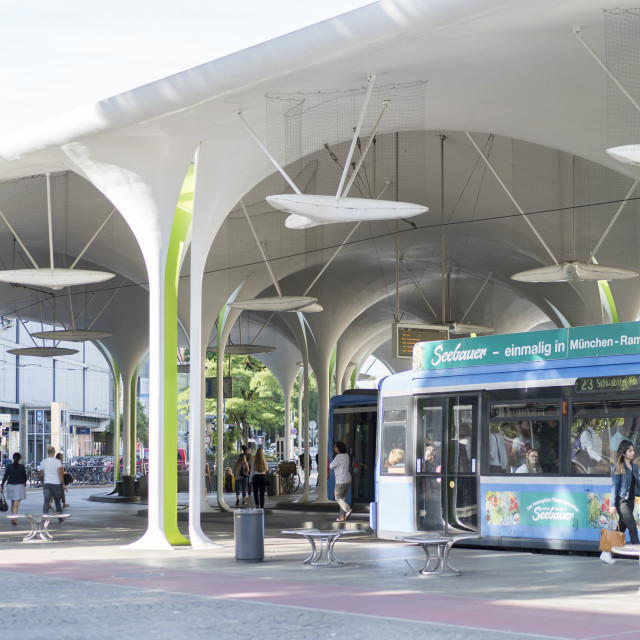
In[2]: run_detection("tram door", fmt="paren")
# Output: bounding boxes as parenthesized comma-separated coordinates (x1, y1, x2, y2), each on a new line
(416, 395, 479, 533)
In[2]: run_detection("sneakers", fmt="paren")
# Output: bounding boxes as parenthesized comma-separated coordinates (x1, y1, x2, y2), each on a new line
(600, 551, 616, 565)
(344, 510, 353, 520)
(336, 516, 345, 522)
(10, 519, 17, 526)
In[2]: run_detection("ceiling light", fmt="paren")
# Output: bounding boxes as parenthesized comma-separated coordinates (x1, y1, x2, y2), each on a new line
(512, 261, 638, 282)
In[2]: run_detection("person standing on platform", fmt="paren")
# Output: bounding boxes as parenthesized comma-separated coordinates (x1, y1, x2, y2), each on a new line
(249, 447, 268, 509)
(330, 441, 352, 521)
(39, 445, 65, 520)
(602, 439, 640, 564)
(1, 452, 27, 525)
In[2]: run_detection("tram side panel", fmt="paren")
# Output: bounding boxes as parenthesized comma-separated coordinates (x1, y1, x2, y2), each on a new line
(374, 356, 640, 551)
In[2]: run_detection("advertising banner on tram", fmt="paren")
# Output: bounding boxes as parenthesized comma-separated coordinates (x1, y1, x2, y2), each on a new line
(481, 482, 640, 541)
(413, 320, 640, 371)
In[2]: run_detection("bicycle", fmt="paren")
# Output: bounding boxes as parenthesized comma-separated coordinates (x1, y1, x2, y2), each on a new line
(277, 461, 300, 494)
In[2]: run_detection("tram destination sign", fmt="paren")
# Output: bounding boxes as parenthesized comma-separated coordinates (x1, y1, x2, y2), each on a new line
(575, 375, 640, 394)
(413, 320, 640, 371)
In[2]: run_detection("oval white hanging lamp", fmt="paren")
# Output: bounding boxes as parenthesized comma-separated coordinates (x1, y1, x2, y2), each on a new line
(8, 346, 78, 357)
(0, 268, 114, 290)
(448, 321, 494, 335)
(606, 145, 640, 165)
(30, 329, 113, 341)
(0, 174, 114, 290)
(267, 194, 427, 230)
(229, 295, 316, 312)
(207, 345, 276, 355)
(512, 260, 638, 282)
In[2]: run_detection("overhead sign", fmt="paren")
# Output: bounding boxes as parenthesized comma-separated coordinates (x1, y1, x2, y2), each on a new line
(36, 410, 44, 422)
(414, 320, 640, 371)
(205, 376, 233, 399)
(0, 414, 11, 423)
(392, 323, 450, 359)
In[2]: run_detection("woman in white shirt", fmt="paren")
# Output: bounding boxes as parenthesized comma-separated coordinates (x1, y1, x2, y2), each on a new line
(329, 441, 352, 521)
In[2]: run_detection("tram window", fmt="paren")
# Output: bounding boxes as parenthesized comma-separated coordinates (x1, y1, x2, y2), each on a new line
(417, 400, 442, 474)
(381, 410, 407, 475)
(570, 412, 635, 475)
(487, 401, 560, 475)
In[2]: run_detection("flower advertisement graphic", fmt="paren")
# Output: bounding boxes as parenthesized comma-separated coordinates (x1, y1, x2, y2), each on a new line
(485, 491, 520, 525)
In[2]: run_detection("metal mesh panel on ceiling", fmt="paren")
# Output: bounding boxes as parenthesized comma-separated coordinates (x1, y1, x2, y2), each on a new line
(604, 8, 640, 149)
(265, 81, 428, 200)
(512, 141, 640, 271)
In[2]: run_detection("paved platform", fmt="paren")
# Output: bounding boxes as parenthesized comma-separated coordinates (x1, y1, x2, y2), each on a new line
(1, 485, 639, 640)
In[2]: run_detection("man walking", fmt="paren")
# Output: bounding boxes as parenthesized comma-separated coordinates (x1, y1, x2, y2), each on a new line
(40, 445, 65, 520)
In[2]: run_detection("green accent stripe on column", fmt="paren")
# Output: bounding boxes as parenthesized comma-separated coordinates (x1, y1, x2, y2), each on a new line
(162, 165, 194, 546)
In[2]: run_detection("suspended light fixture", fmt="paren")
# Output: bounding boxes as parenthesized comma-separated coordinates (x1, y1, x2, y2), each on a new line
(229, 295, 317, 312)
(512, 261, 638, 282)
(448, 321, 494, 335)
(31, 329, 113, 341)
(606, 145, 640, 165)
(0, 174, 114, 290)
(8, 346, 78, 357)
(207, 345, 276, 355)
(237, 74, 428, 230)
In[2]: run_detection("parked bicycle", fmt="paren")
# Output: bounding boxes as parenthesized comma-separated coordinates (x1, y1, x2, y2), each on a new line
(277, 460, 300, 494)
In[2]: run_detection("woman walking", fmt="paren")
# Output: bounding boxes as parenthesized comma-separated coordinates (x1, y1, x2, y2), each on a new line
(233, 453, 250, 506)
(330, 441, 352, 521)
(602, 439, 640, 564)
(1, 452, 27, 525)
(250, 447, 268, 509)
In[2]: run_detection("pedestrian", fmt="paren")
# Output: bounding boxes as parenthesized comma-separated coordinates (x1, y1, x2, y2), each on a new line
(0, 452, 27, 525)
(39, 445, 65, 520)
(242, 444, 253, 495)
(205, 461, 211, 493)
(602, 439, 640, 564)
(53, 453, 70, 508)
(250, 447, 268, 509)
(330, 441, 352, 521)
(233, 454, 249, 506)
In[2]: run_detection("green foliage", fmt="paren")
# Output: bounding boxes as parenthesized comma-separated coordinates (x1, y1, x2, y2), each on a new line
(105, 400, 149, 447)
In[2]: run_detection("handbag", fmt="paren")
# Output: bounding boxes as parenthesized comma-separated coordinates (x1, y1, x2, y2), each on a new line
(599, 516, 625, 553)
(0, 489, 8, 512)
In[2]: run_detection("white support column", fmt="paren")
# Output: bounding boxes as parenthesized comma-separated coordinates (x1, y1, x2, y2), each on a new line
(188, 266, 219, 548)
(315, 357, 331, 503)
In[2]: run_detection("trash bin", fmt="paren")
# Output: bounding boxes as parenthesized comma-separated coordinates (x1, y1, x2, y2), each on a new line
(122, 475, 135, 497)
(138, 474, 148, 499)
(267, 471, 279, 496)
(234, 508, 264, 562)
(177, 470, 189, 492)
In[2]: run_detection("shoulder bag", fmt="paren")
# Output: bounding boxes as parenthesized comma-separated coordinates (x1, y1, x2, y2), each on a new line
(0, 489, 8, 512)
(599, 515, 625, 553)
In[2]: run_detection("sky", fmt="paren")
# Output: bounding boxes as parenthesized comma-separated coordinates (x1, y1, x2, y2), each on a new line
(0, 1, 374, 136)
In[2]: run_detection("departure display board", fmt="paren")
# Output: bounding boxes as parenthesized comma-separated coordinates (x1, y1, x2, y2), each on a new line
(575, 375, 640, 394)
(392, 323, 449, 359)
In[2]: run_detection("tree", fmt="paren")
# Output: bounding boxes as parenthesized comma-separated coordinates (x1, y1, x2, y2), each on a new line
(178, 353, 287, 446)
(106, 400, 149, 447)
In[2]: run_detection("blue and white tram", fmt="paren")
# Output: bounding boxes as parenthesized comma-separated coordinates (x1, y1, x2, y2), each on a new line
(374, 322, 640, 551)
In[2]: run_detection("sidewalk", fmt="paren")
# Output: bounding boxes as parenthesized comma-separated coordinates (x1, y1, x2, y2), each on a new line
(1, 485, 638, 640)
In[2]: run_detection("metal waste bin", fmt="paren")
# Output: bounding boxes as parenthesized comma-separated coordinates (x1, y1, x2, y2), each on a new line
(122, 475, 135, 497)
(234, 508, 264, 562)
(267, 470, 279, 496)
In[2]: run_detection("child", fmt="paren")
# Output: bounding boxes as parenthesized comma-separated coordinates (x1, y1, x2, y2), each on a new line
(223, 467, 234, 492)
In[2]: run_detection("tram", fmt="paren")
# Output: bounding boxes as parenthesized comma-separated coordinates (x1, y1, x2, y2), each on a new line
(327, 389, 377, 507)
(374, 321, 640, 551)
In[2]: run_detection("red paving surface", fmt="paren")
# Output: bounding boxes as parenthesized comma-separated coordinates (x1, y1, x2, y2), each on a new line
(1, 558, 639, 639)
